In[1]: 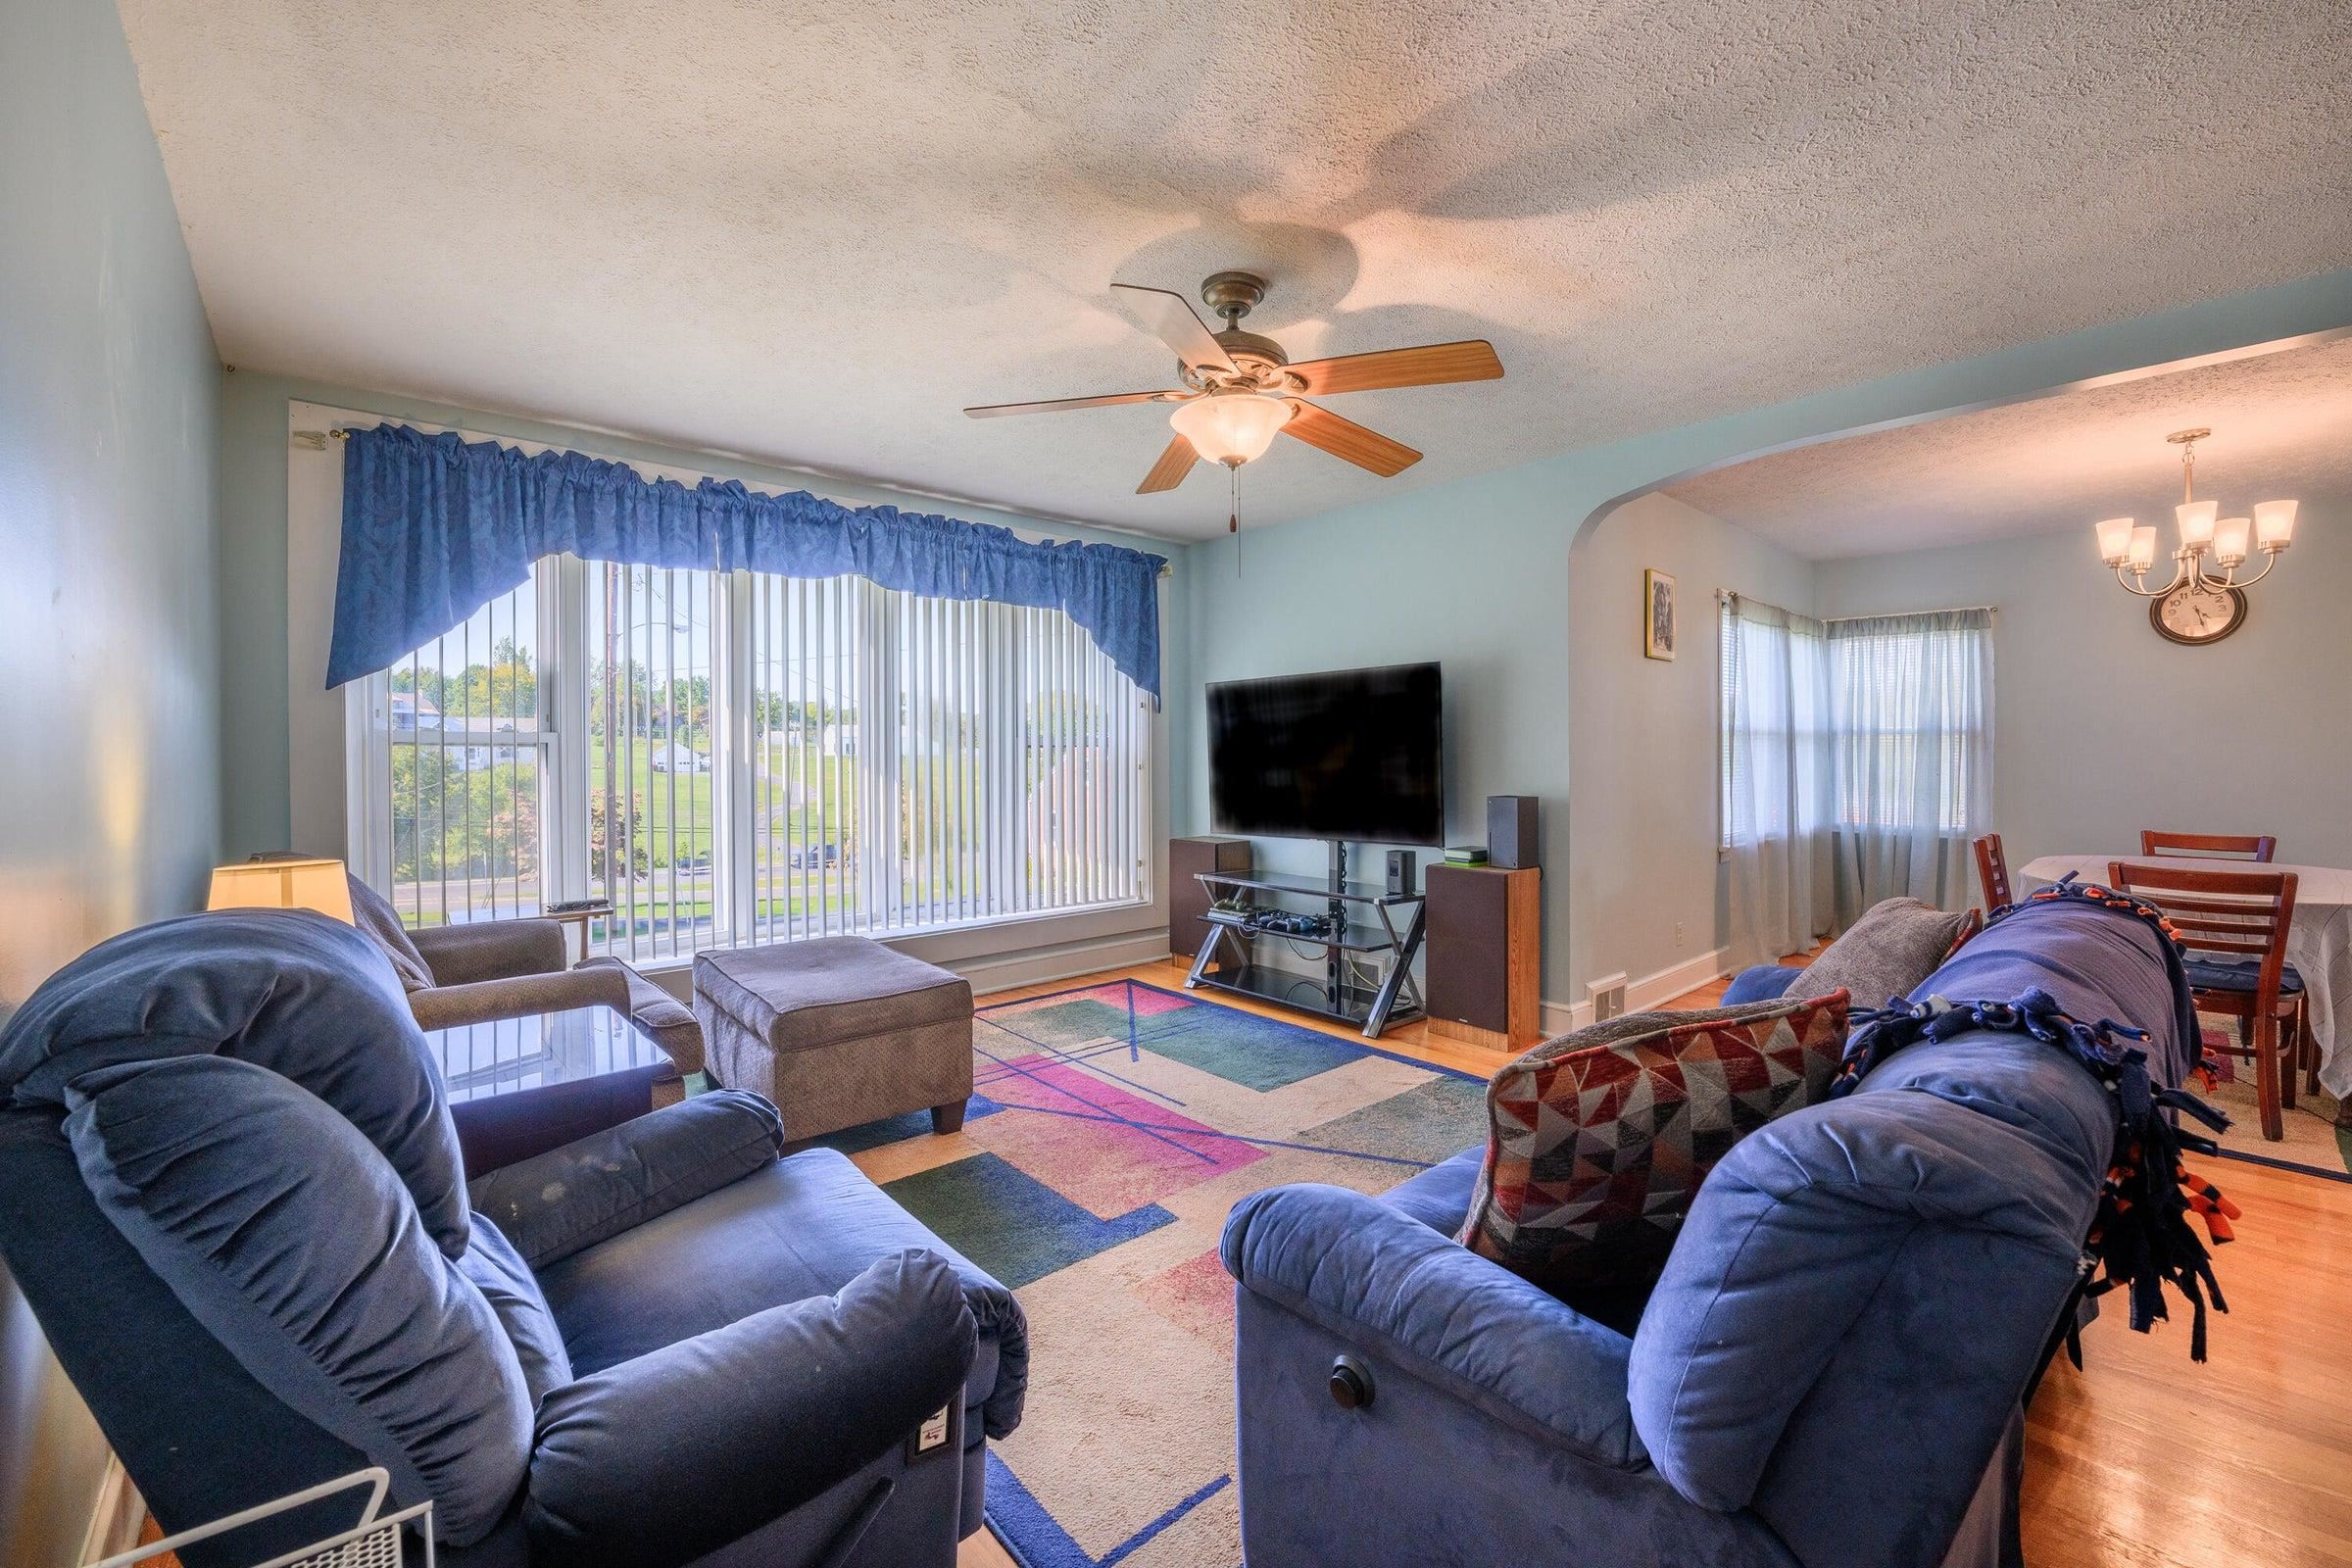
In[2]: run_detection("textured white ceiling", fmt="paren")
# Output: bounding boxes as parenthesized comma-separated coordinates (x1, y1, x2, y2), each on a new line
(119, 0, 2352, 541)
(1665, 335, 2352, 559)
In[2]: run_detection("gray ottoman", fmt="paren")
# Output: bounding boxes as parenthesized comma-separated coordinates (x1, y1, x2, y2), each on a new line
(693, 937, 974, 1141)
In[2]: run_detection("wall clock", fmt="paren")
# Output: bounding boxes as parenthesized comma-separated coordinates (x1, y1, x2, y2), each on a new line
(2150, 579, 2246, 645)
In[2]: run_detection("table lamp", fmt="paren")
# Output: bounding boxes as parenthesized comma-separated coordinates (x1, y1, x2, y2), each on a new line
(205, 857, 355, 923)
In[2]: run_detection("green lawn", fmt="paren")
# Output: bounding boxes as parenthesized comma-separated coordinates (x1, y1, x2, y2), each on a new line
(587, 737, 715, 858)
(582, 733, 864, 871)
(397, 734, 991, 936)
(751, 737, 858, 847)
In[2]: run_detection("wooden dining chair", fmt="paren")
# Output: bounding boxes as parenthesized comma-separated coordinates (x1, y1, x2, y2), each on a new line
(2108, 860, 2304, 1142)
(2139, 830, 2278, 862)
(1971, 833, 2013, 911)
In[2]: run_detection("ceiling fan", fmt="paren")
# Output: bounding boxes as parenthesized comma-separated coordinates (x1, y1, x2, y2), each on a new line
(963, 271, 1503, 525)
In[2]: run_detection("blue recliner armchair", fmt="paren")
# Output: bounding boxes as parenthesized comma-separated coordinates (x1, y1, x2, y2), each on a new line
(0, 912, 1026, 1568)
(1222, 895, 2188, 1568)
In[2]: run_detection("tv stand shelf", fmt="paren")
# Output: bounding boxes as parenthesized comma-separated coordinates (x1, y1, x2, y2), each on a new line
(1183, 851, 1426, 1039)
(1189, 964, 1404, 1032)
(1194, 869, 1421, 906)
(1200, 909, 1409, 955)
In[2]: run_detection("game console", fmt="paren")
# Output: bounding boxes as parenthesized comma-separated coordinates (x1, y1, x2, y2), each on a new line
(1250, 909, 1334, 938)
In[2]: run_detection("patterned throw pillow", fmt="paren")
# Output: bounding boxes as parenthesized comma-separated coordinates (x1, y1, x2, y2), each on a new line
(1456, 991, 1850, 1293)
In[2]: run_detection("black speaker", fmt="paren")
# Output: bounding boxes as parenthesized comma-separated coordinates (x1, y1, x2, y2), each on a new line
(1487, 796, 1539, 869)
(1170, 837, 1252, 961)
(1385, 849, 1416, 898)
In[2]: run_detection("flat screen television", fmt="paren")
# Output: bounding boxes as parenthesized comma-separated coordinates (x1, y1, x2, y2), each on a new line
(1207, 662, 1444, 846)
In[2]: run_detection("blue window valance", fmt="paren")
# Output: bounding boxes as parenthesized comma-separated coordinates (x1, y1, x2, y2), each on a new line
(328, 423, 1168, 699)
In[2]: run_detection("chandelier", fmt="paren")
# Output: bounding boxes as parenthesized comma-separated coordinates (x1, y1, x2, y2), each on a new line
(2095, 428, 2298, 596)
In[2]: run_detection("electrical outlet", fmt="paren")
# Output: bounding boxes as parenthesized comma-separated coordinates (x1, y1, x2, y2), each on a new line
(1675, 920, 1686, 947)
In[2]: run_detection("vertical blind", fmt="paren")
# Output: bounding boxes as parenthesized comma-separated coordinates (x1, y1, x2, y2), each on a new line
(365, 557, 1152, 958)
(385, 579, 550, 929)
(589, 562, 720, 960)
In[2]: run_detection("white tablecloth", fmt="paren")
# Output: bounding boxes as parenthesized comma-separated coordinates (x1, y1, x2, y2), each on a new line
(2019, 855, 2352, 1099)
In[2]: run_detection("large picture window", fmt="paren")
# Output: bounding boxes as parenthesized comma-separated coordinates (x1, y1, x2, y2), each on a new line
(351, 557, 1152, 961)
(1824, 612, 1991, 838)
(1718, 596, 1992, 951)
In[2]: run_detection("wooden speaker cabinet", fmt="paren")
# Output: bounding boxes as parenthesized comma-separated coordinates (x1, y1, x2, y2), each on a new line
(1169, 836, 1252, 965)
(1424, 864, 1542, 1052)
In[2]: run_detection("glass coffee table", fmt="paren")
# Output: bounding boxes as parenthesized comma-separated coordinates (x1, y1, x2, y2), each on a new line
(425, 1004, 680, 1176)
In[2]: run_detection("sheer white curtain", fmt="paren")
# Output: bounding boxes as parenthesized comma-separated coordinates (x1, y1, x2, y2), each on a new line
(1826, 610, 1994, 922)
(1720, 594, 1833, 967)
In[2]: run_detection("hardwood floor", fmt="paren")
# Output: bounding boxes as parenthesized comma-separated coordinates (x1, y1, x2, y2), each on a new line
(956, 957, 2352, 1568)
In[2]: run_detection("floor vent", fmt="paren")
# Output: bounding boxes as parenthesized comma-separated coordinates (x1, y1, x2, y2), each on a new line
(1588, 972, 1629, 1023)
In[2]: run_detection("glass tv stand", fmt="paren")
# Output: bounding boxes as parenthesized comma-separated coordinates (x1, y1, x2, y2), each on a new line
(1182, 855, 1426, 1039)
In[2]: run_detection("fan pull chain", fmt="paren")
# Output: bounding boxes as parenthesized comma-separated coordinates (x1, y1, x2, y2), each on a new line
(1232, 465, 1245, 579)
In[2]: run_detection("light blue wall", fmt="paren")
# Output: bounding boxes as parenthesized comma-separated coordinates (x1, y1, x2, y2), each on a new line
(1177, 270, 2352, 1005)
(1565, 493, 1813, 996)
(0, 0, 223, 1560)
(215, 371, 1193, 856)
(1815, 481, 2352, 872)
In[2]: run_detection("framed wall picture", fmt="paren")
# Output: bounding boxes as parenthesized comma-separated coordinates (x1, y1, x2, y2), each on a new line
(1644, 568, 1677, 661)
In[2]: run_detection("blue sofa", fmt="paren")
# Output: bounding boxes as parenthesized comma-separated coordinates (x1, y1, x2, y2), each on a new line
(0, 912, 1025, 1568)
(1222, 894, 2189, 1568)
(1718, 958, 1809, 1004)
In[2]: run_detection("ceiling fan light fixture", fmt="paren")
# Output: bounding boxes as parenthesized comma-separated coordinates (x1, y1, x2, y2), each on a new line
(1169, 389, 1292, 466)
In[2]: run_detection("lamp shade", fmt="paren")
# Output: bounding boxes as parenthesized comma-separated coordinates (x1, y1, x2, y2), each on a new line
(1168, 391, 1293, 466)
(2128, 525, 2159, 572)
(2254, 498, 2298, 548)
(2094, 516, 2136, 564)
(206, 858, 355, 922)
(2175, 499, 2218, 550)
(2212, 516, 2252, 566)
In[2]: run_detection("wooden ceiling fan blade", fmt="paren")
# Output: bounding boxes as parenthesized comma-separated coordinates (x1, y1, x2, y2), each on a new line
(963, 390, 1179, 418)
(1138, 433, 1199, 494)
(1280, 400, 1420, 477)
(1109, 283, 1238, 374)
(1284, 339, 1502, 397)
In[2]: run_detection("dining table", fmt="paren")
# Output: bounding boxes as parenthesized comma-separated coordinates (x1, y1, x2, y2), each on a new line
(2018, 854, 2352, 1108)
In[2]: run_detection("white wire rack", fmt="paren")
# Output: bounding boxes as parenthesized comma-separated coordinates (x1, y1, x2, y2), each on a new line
(85, 1469, 434, 1568)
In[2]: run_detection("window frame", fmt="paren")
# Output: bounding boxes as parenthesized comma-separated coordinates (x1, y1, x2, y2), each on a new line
(348, 554, 1156, 957)
(344, 559, 565, 922)
(1719, 599, 1992, 850)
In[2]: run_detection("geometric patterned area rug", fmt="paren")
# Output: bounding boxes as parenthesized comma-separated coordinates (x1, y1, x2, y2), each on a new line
(2197, 1018, 2352, 1182)
(819, 978, 1489, 1568)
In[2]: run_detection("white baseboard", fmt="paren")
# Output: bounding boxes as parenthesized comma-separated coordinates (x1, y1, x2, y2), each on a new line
(955, 926, 1176, 1001)
(1552, 946, 1734, 1033)
(624, 922, 1172, 1006)
(81, 1455, 144, 1563)
(961, 931, 1172, 997)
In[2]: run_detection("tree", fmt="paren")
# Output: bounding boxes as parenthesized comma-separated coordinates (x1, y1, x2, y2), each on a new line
(591, 793, 650, 880)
